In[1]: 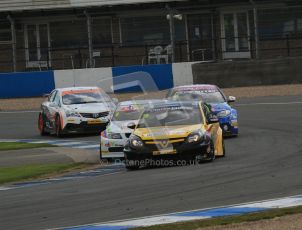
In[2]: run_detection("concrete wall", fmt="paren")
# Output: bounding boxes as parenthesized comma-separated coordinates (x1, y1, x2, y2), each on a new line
(192, 58, 302, 88)
(54, 68, 113, 92)
(172, 62, 195, 87)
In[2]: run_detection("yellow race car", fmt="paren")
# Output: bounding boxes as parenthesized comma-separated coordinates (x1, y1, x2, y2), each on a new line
(124, 100, 225, 170)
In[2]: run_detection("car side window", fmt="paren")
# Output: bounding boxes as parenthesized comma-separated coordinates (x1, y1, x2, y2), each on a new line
(166, 89, 173, 98)
(49, 91, 57, 102)
(202, 104, 213, 123)
(53, 92, 61, 107)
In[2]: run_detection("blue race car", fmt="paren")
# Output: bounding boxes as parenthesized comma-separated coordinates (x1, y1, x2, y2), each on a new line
(167, 84, 238, 136)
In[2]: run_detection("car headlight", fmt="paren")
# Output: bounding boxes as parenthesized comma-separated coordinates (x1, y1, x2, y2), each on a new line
(217, 110, 231, 118)
(66, 110, 81, 117)
(107, 133, 122, 139)
(129, 135, 144, 148)
(187, 131, 203, 143)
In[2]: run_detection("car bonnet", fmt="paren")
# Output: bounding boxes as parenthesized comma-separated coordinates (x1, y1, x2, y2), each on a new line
(134, 124, 205, 141)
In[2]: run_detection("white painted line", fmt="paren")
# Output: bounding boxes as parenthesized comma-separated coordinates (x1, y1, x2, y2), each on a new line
(0, 139, 19, 142)
(0, 110, 39, 114)
(236, 101, 302, 106)
(55, 142, 86, 146)
(239, 197, 302, 209)
(75, 145, 99, 149)
(103, 216, 209, 227)
(25, 140, 54, 144)
(0, 187, 12, 191)
(101, 153, 124, 158)
(57, 194, 302, 230)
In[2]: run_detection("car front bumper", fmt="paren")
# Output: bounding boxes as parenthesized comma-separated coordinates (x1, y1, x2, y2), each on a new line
(64, 121, 108, 133)
(218, 116, 238, 136)
(100, 137, 127, 159)
(124, 141, 213, 162)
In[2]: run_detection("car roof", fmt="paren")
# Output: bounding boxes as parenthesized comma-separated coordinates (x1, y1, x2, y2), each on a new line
(173, 84, 218, 91)
(56, 86, 102, 92)
(144, 100, 200, 110)
(118, 99, 163, 106)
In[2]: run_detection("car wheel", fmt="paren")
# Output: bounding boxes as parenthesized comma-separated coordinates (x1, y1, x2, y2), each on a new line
(222, 138, 226, 157)
(99, 140, 109, 163)
(55, 115, 63, 137)
(99, 143, 102, 160)
(124, 155, 140, 170)
(38, 113, 48, 136)
(209, 141, 216, 162)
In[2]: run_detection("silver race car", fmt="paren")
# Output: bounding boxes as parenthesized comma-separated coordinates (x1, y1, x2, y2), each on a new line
(100, 100, 159, 159)
(38, 87, 116, 137)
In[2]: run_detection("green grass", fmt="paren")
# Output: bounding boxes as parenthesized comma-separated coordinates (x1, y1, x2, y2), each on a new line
(134, 205, 302, 230)
(0, 142, 54, 151)
(0, 163, 88, 184)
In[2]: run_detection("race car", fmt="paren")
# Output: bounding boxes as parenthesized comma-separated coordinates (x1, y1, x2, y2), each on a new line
(167, 84, 238, 136)
(124, 100, 225, 170)
(100, 100, 147, 159)
(38, 87, 116, 137)
(100, 100, 162, 159)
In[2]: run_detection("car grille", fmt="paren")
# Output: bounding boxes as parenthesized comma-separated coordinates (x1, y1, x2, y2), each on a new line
(125, 133, 132, 138)
(143, 138, 184, 151)
(108, 147, 124, 152)
(80, 111, 109, 118)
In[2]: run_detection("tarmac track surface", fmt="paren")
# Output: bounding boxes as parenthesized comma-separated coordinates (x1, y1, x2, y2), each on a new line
(0, 95, 302, 230)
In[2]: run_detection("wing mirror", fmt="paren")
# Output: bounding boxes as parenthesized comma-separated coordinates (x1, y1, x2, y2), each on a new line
(43, 93, 50, 101)
(127, 122, 136, 130)
(228, 96, 236, 103)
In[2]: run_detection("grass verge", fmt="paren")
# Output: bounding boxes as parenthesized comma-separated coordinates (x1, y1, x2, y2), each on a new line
(134, 205, 302, 230)
(0, 163, 90, 184)
(0, 142, 54, 151)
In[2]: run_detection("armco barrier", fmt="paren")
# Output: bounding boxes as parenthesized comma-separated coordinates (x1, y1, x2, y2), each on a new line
(112, 64, 174, 93)
(0, 71, 55, 98)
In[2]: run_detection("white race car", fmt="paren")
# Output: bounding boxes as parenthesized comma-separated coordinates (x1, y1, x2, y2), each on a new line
(38, 87, 116, 137)
(100, 100, 150, 159)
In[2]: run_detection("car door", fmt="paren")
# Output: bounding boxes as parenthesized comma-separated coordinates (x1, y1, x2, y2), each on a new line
(47, 90, 61, 128)
(41, 90, 56, 128)
(202, 103, 223, 155)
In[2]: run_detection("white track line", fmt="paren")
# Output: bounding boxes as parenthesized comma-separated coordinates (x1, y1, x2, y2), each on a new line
(75, 145, 99, 149)
(236, 101, 302, 106)
(55, 142, 88, 146)
(56, 194, 302, 230)
(0, 187, 12, 191)
(0, 111, 39, 114)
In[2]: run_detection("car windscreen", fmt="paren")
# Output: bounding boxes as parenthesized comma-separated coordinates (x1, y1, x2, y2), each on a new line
(171, 89, 225, 103)
(62, 90, 111, 105)
(112, 105, 142, 121)
(137, 105, 202, 128)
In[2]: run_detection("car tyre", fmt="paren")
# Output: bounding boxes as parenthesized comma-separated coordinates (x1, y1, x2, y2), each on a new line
(55, 115, 64, 137)
(38, 113, 48, 136)
(124, 156, 140, 170)
(222, 138, 226, 157)
(204, 141, 215, 163)
(99, 143, 103, 160)
(209, 141, 216, 162)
